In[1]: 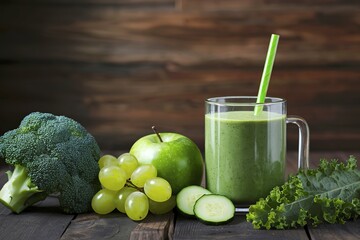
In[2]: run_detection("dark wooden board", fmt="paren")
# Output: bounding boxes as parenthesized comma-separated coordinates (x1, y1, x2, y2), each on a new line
(174, 215, 360, 240)
(308, 221, 360, 240)
(2, 0, 174, 6)
(130, 212, 174, 240)
(173, 214, 309, 240)
(60, 211, 174, 240)
(60, 213, 139, 240)
(1, 63, 359, 151)
(174, 151, 360, 240)
(177, 0, 360, 11)
(304, 152, 360, 240)
(0, 5, 358, 67)
(306, 152, 360, 166)
(1, 2, 359, 151)
(0, 165, 75, 239)
(0, 164, 174, 240)
(0, 197, 74, 240)
(0, 166, 10, 185)
(0, 151, 359, 239)
(0, 0, 359, 151)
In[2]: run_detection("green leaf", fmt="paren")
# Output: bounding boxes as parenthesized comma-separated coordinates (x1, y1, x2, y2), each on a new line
(246, 156, 360, 229)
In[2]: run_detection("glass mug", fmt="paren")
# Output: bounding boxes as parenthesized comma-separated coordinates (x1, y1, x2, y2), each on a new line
(205, 96, 309, 206)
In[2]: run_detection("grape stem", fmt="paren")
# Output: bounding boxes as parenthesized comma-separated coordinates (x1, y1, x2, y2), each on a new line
(125, 180, 143, 192)
(152, 126, 163, 143)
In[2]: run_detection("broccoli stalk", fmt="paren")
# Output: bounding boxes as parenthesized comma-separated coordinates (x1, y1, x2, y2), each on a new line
(0, 165, 47, 213)
(0, 112, 101, 214)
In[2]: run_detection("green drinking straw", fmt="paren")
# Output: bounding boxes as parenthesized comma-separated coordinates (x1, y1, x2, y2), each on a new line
(254, 34, 280, 115)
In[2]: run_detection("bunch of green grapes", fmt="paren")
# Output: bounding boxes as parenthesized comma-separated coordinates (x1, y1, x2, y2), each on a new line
(92, 153, 176, 220)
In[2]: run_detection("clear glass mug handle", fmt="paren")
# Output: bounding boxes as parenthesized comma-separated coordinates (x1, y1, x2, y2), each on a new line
(287, 116, 310, 169)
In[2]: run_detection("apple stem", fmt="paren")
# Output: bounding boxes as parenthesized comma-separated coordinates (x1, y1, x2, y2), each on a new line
(152, 126, 163, 143)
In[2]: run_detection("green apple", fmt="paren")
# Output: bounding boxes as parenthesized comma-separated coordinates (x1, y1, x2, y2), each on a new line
(130, 132, 204, 194)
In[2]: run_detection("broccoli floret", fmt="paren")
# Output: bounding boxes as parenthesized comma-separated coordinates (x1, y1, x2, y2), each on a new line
(0, 112, 101, 214)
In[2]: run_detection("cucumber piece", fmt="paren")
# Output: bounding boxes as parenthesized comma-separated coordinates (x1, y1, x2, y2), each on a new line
(194, 194, 235, 225)
(176, 185, 211, 215)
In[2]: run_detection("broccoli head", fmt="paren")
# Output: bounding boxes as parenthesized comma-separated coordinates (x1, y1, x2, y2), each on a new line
(0, 112, 101, 214)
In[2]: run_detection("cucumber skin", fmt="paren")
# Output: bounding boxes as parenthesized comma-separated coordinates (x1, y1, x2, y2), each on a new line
(196, 215, 234, 226)
(176, 206, 197, 218)
(176, 193, 210, 217)
(193, 194, 235, 225)
(176, 185, 211, 216)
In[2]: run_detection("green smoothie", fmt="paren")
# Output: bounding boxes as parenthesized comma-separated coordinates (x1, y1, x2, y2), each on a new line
(205, 110, 286, 205)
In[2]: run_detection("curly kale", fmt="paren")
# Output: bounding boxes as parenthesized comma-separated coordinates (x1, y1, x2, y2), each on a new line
(0, 112, 101, 214)
(246, 156, 360, 229)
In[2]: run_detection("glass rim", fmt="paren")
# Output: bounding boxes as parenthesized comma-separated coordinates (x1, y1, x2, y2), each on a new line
(205, 96, 286, 106)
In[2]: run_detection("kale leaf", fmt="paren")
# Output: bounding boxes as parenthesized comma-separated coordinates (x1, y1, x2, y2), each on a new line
(246, 156, 360, 229)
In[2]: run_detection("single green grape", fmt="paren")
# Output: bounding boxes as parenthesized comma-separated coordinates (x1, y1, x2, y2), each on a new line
(91, 189, 116, 214)
(98, 155, 118, 169)
(125, 191, 149, 221)
(144, 177, 172, 202)
(99, 166, 127, 191)
(118, 153, 139, 179)
(149, 195, 176, 215)
(131, 164, 157, 188)
(115, 187, 137, 213)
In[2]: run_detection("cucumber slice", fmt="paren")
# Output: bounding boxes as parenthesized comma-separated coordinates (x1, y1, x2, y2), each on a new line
(194, 194, 235, 225)
(176, 185, 211, 215)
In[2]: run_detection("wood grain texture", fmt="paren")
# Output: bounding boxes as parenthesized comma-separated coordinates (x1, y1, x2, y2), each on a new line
(0, 5, 359, 66)
(0, 197, 74, 240)
(130, 212, 174, 240)
(1, 63, 359, 151)
(304, 152, 360, 240)
(0, 166, 173, 240)
(60, 213, 139, 240)
(174, 152, 360, 240)
(308, 221, 360, 240)
(0, 0, 359, 151)
(173, 215, 309, 240)
(177, 0, 360, 11)
(0, 168, 74, 240)
(3, 0, 174, 6)
(0, 151, 359, 239)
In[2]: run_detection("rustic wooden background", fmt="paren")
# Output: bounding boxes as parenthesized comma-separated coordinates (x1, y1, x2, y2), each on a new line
(0, 0, 359, 152)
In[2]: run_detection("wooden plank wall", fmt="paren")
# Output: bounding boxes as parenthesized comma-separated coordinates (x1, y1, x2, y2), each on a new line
(0, 0, 359, 152)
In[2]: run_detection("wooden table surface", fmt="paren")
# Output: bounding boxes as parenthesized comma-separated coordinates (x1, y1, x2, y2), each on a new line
(0, 151, 359, 240)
